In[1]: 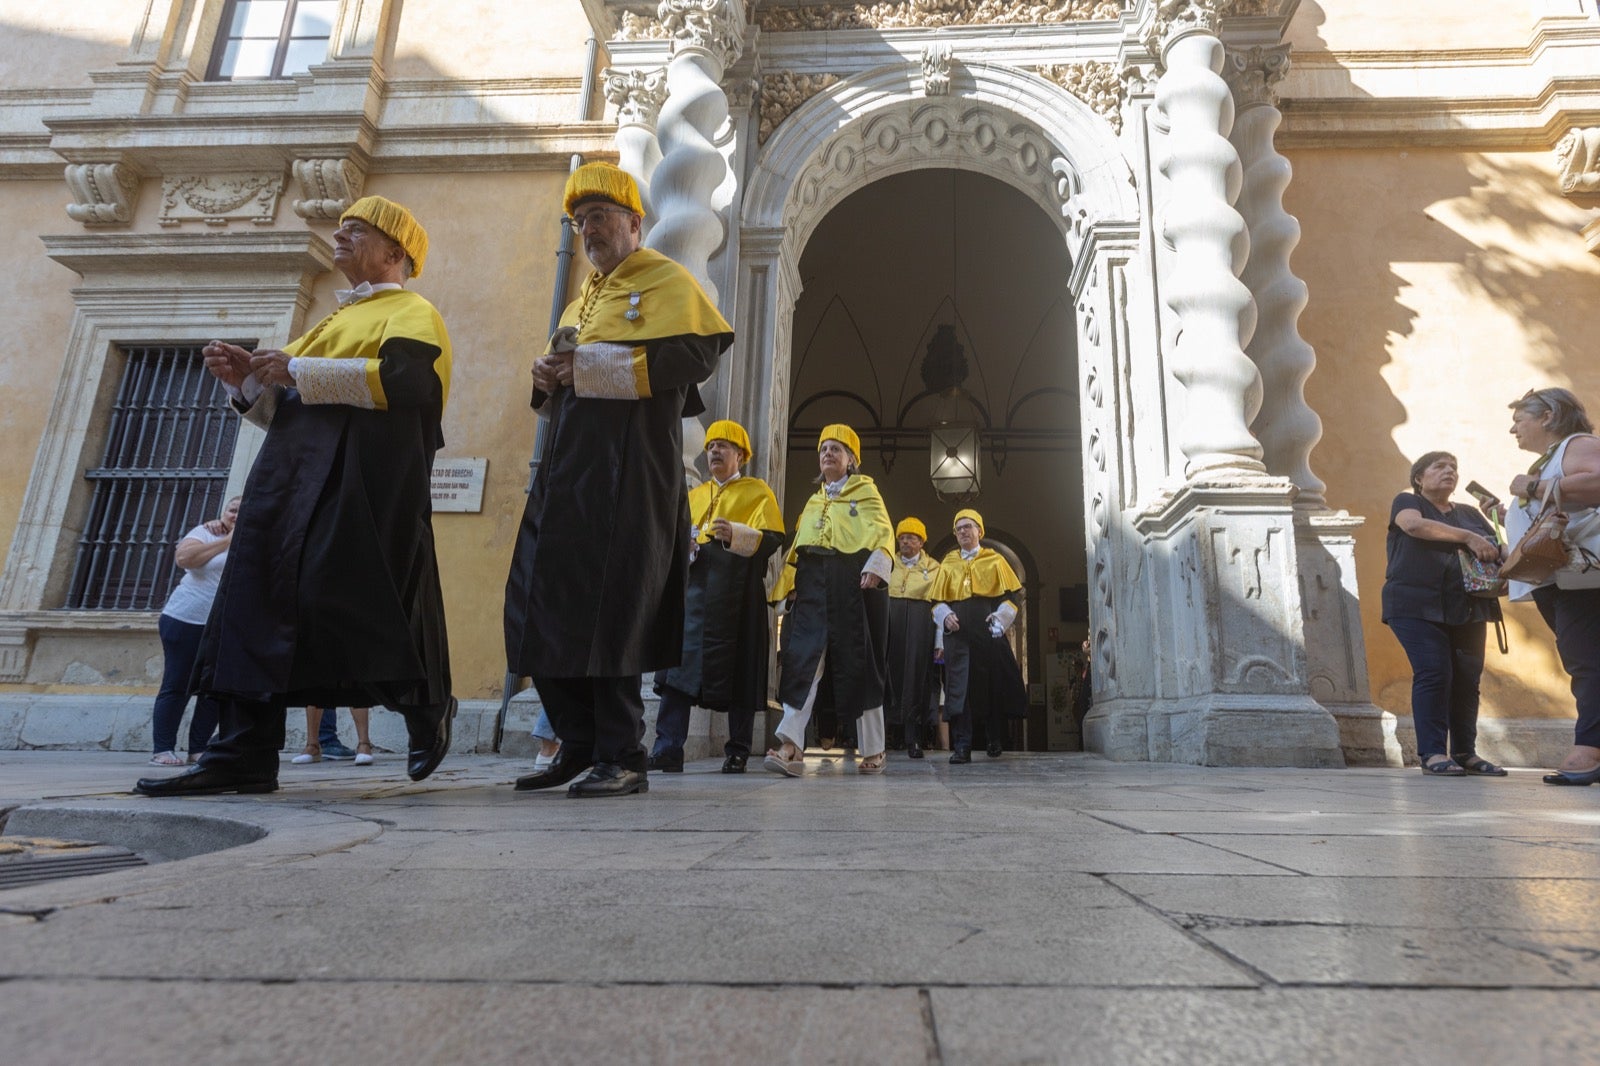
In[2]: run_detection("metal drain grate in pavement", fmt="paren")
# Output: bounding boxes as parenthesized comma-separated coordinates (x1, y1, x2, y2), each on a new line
(0, 849, 147, 890)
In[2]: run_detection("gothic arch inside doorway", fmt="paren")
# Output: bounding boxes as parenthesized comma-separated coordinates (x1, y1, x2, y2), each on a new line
(733, 61, 1148, 731)
(787, 169, 1082, 751)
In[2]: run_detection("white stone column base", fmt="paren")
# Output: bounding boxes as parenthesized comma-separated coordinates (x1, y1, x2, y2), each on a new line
(1087, 694, 1344, 767)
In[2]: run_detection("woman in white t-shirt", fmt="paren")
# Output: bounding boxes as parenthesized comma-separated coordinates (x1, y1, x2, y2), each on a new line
(148, 496, 240, 766)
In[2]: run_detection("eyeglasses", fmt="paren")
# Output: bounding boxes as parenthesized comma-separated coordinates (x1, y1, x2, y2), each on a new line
(570, 206, 630, 231)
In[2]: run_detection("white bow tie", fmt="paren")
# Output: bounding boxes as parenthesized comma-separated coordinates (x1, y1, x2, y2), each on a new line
(335, 281, 375, 306)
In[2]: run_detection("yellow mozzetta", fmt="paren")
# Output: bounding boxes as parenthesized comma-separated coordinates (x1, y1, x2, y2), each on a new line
(772, 475, 895, 601)
(285, 289, 452, 411)
(690, 477, 784, 544)
(888, 551, 940, 600)
(930, 549, 1022, 601)
(550, 248, 734, 399)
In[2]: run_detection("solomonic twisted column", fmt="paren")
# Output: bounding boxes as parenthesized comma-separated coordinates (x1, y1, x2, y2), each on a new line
(648, 0, 746, 304)
(1227, 44, 1327, 508)
(603, 68, 668, 219)
(1150, 0, 1264, 477)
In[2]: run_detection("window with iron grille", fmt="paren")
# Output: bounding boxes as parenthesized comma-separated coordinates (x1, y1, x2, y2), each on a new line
(65, 344, 246, 611)
(207, 0, 338, 81)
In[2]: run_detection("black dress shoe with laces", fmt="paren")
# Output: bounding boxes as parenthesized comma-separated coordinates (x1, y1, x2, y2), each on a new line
(405, 697, 457, 782)
(949, 748, 971, 764)
(907, 745, 924, 759)
(721, 754, 747, 774)
(647, 751, 684, 773)
(134, 765, 277, 797)
(514, 748, 594, 791)
(568, 762, 649, 797)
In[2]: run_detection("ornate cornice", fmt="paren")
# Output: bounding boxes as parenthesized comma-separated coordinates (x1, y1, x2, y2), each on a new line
(758, 71, 840, 143)
(755, 0, 1120, 33)
(1034, 61, 1123, 133)
(1223, 43, 1290, 111)
(604, 67, 669, 127)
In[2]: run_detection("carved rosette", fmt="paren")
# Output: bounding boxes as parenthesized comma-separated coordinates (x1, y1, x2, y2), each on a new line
(921, 43, 953, 97)
(291, 158, 365, 220)
(605, 67, 670, 128)
(1222, 43, 1289, 111)
(1556, 128, 1600, 194)
(1034, 61, 1124, 134)
(158, 173, 283, 227)
(658, 0, 747, 69)
(758, 0, 1120, 32)
(64, 163, 140, 226)
(759, 72, 841, 144)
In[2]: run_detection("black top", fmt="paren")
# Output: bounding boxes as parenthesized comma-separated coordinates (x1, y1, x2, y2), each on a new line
(1381, 491, 1502, 626)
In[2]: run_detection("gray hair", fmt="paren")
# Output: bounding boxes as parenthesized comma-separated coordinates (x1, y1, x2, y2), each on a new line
(1510, 387, 1593, 437)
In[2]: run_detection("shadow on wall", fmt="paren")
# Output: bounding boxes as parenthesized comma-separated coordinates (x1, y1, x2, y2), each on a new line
(1285, 1, 1600, 724)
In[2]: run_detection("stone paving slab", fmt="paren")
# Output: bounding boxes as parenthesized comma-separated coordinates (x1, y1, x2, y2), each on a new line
(5, 751, 1600, 1064)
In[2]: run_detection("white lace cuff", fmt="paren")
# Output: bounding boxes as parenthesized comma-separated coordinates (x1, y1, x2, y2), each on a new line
(862, 549, 893, 584)
(932, 603, 954, 629)
(727, 521, 762, 558)
(289, 357, 377, 408)
(573, 342, 649, 400)
(990, 601, 1018, 632)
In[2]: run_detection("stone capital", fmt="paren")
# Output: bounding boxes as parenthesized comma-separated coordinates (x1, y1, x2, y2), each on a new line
(604, 67, 669, 128)
(658, 0, 747, 70)
(1224, 44, 1291, 111)
(1146, 0, 1235, 59)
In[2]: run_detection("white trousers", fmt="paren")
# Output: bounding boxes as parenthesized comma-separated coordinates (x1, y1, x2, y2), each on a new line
(775, 650, 886, 758)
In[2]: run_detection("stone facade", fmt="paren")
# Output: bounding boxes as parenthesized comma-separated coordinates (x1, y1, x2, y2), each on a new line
(0, 1, 1596, 764)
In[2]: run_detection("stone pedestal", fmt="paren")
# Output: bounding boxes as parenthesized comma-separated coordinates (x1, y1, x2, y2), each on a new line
(1086, 478, 1345, 767)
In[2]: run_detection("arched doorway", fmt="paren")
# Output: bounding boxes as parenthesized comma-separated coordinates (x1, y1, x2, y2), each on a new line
(784, 168, 1084, 751)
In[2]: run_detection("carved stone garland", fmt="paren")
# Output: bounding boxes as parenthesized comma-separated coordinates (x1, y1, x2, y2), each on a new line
(758, 72, 841, 144)
(1033, 62, 1124, 134)
(755, 0, 1121, 32)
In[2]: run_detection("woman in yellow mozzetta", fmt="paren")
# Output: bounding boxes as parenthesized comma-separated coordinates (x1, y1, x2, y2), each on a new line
(765, 425, 896, 777)
(930, 509, 1027, 763)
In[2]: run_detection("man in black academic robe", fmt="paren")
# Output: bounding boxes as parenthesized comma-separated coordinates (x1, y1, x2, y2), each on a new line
(505, 162, 733, 798)
(135, 196, 456, 797)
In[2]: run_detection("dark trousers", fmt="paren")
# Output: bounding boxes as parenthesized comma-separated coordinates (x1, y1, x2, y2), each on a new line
(1388, 616, 1486, 760)
(1532, 584, 1600, 748)
(316, 708, 341, 747)
(943, 638, 1006, 753)
(197, 695, 288, 779)
(651, 686, 756, 759)
(151, 614, 219, 754)
(533, 675, 647, 768)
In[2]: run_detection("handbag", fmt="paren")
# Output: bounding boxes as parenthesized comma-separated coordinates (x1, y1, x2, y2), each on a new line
(1457, 549, 1507, 598)
(1501, 478, 1569, 584)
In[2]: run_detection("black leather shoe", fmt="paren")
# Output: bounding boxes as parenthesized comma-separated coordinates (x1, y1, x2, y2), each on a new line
(568, 762, 649, 798)
(986, 743, 1004, 758)
(949, 748, 971, 764)
(907, 745, 924, 759)
(721, 754, 747, 774)
(406, 697, 457, 782)
(647, 751, 684, 773)
(514, 748, 594, 791)
(134, 765, 277, 797)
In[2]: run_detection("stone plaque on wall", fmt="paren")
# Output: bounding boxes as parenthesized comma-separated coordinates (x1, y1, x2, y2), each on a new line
(431, 457, 487, 513)
(158, 173, 283, 227)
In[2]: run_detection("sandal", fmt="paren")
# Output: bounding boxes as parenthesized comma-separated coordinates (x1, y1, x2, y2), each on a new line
(291, 743, 322, 765)
(1456, 755, 1508, 777)
(1420, 755, 1465, 776)
(148, 751, 184, 766)
(858, 753, 886, 775)
(762, 746, 804, 777)
(354, 742, 374, 767)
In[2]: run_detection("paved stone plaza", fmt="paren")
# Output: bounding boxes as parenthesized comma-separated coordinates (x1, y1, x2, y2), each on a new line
(2, 749, 1599, 1065)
